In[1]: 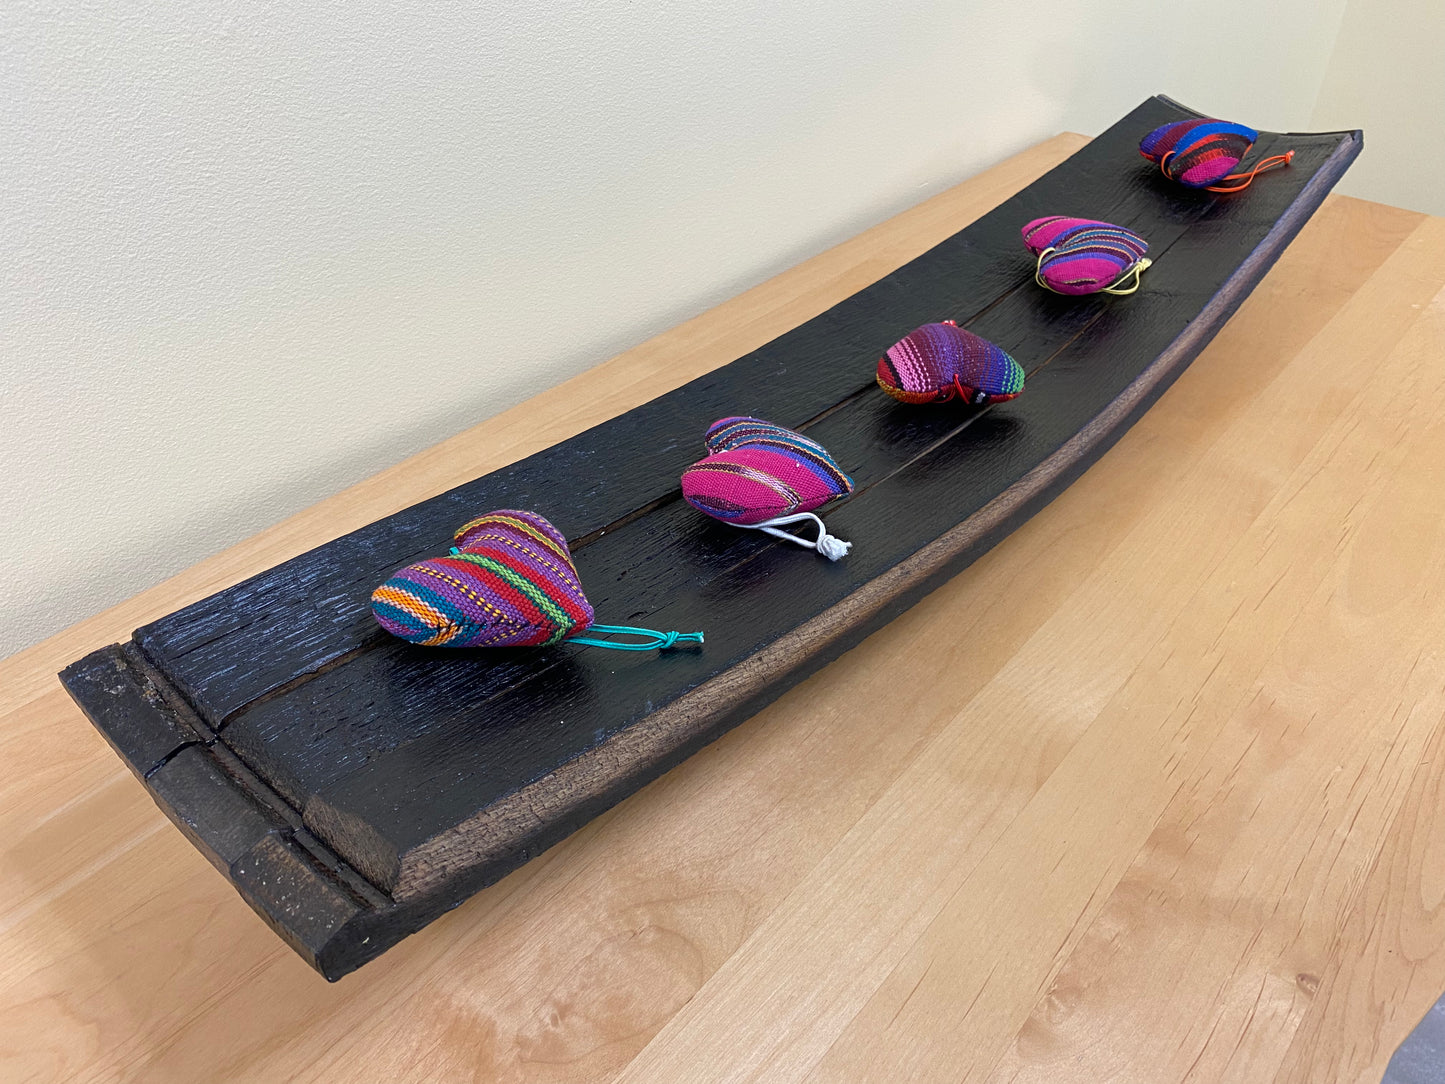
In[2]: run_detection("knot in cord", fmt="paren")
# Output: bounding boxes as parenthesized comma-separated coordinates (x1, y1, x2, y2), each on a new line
(566, 624, 705, 651)
(740, 511, 852, 561)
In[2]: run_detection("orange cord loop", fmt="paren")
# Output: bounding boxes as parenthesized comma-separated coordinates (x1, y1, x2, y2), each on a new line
(1159, 148, 1295, 193)
(1206, 149, 1295, 193)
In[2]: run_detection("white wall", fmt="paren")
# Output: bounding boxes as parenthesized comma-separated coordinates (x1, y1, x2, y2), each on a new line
(0, 0, 1389, 658)
(1310, 0, 1445, 217)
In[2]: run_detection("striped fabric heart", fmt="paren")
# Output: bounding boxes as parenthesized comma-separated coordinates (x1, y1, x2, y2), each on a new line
(372, 510, 704, 651)
(876, 321, 1024, 406)
(371, 510, 594, 647)
(1022, 216, 1151, 296)
(1140, 118, 1256, 187)
(682, 417, 853, 526)
(1139, 117, 1292, 192)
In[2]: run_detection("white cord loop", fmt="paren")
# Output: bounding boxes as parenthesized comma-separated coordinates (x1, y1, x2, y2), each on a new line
(1036, 250, 1153, 296)
(736, 512, 852, 561)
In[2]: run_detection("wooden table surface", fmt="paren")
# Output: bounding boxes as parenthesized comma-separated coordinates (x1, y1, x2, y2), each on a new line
(5, 133, 1444, 1083)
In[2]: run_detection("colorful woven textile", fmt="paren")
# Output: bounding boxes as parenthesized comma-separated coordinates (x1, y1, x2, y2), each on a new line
(371, 510, 594, 647)
(876, 321, 1025, 405)
(1139, 118, 1258, 189)
(1022, 216, 1150, 295)
(681, 416, 853, 526)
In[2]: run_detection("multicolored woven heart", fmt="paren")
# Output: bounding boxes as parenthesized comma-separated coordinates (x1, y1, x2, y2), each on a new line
(876, 321, 1024, 405)
(682, 417, 853, 526)
(372, 510, 704, 650)
(1139, 117, 1292, 192)
(1022, 216, 1151, 296)
(1139, 117, 1257, 188)
(371, 510, 594, 647)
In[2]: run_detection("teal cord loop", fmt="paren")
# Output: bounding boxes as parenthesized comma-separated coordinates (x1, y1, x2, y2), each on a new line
(566, 624, 705, 652)
(444, 547, 701, 653)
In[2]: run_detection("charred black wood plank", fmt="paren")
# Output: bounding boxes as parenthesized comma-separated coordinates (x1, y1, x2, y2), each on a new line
(60, 98, 1362, 979)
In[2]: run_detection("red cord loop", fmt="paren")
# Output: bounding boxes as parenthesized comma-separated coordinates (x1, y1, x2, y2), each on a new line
(952, 374, 981, 404)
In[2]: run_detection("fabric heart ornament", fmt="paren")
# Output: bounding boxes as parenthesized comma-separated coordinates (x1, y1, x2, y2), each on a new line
(1139, 117, 1293, 192)
(371, 510, 702, 651)
(1022, 216, 1152, 296)
(681, 416, 854, 560)
(876, 321, 1024, 406)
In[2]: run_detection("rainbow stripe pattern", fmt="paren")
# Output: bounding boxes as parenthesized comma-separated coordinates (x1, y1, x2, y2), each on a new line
(1139, 117, 1259, 189)
(370, 510, 594, 647)
(681, 416, 853, 525)
(876, 321, 1024, 405)
(1022, 216, 1150, 295)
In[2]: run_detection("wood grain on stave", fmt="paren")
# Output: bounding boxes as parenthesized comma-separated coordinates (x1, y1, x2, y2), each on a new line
(4, 138, 1445, 1082)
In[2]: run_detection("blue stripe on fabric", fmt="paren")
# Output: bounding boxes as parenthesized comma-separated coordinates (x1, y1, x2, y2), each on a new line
(1176, 120, 1257, 152)
(1054, 227, 1148, 257)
